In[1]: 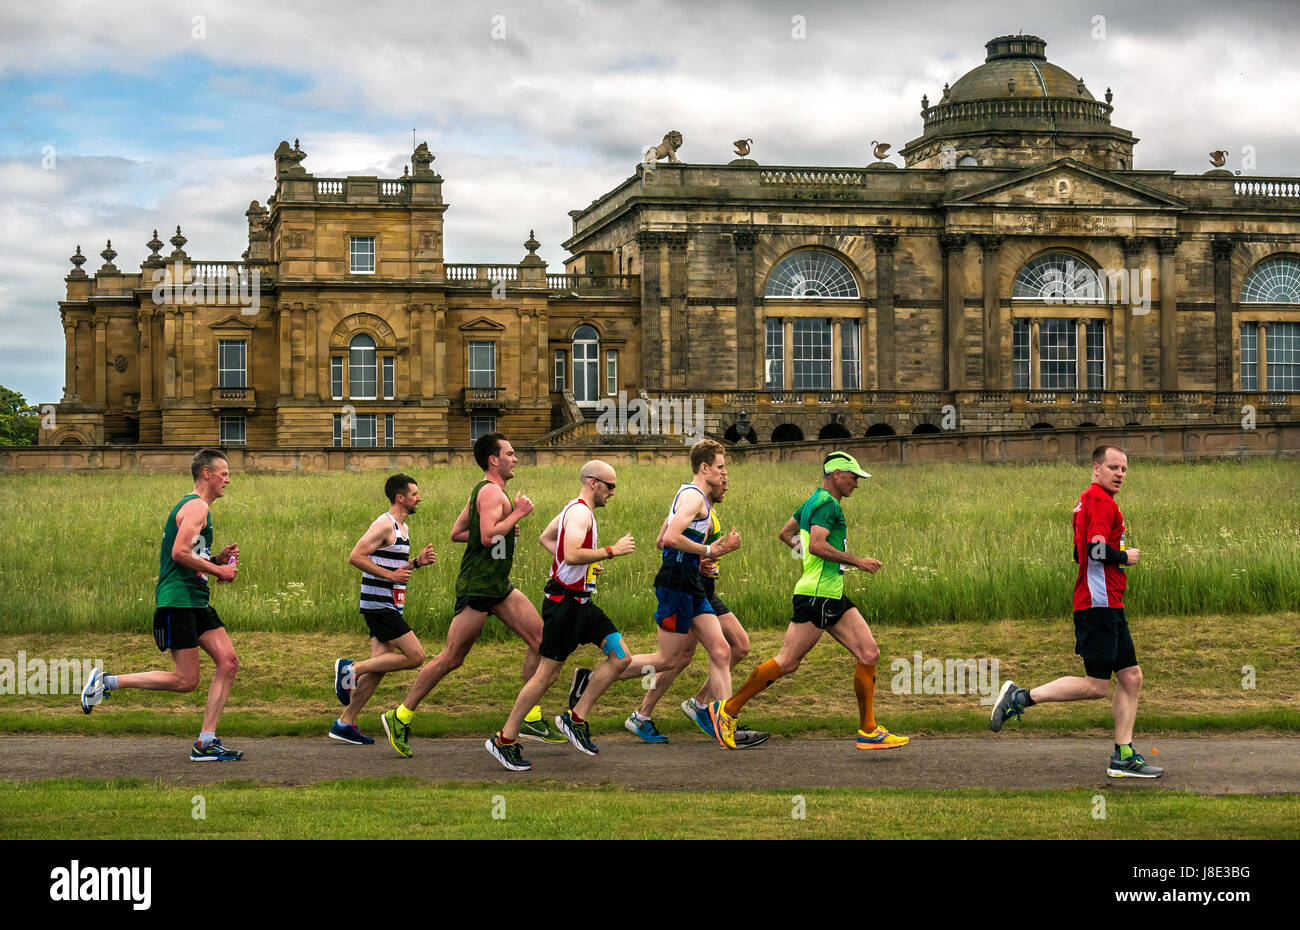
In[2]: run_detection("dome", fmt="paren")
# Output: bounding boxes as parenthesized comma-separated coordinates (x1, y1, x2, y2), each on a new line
(946, 36, 1094, 103)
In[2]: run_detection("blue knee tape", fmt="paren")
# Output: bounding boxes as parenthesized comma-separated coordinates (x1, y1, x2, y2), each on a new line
(601, 632, 628, 659)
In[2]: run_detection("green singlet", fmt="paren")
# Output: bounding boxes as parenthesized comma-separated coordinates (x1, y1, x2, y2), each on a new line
(156, 493, 213, 608)
(455, 479, 516, 598)
(792, 488, 848, 599)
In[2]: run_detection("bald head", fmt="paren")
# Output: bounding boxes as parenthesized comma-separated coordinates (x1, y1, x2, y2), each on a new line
(579, 459, 617, 506)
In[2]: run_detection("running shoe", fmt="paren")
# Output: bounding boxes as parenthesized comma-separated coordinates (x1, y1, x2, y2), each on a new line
(381, 709, 412, 758)
(989, 679, 1029, 733)
(328, 721, 375, 745)
(190, 739, 244, 761)
(555, 711, 599, 755)
(485, 734, 532, 771)
(80, 667, 106, 715)
(569, 667, 592, 711)
(733, 723, 771, 749)
(520, 706, 567, 743)
(334, 658, 355, 706)
(682, 699, 716, 738)
(624, 713, 668, 743)
(1106, 751, 1164, 778)
(707, 701, 737, 750)
(856, 725, 909, 750)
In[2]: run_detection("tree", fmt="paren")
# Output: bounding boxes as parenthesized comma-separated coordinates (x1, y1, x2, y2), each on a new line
(0, 386, 40, 445)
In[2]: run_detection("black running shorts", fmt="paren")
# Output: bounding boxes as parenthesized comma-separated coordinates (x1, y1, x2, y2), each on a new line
(701, 575, 730, 618)
(453, 585, 517, 617)
(1073, 607, 1138, 678)
(539, 589, 618, 663)
(791, 594, 856, 629)
(362, 607, 413, 643)
(153, 605, 224, 652)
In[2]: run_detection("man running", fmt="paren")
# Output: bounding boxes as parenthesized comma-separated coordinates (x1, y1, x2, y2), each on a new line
(79, 449, 244, 761)
(486, 461, 636, 771)
(709, 451, 909, 752)
(605, 470, 769, 747)
(330, 474, 436, 744)
(990, 444, 1162, 778)
(380, 432, 563, 757)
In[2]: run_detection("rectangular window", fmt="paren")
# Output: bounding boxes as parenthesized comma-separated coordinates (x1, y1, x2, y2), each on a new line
(382, 356, 395, 400)
(1085, 320, 1105, 390)
(331, 356, 344, 400)
(351, 414, 377, 447)
(349, 236, 375, 274)
(471, 416, 496, 441)
(793, 318, 832, 390)
(385, 413, 395, 448)
(217, 340, 246, 388)
(554, 349, 567, 391)
(468, 341, 496, 388)
(1266, 321, 1300, 391)
(332, 413, 343, 447)
(1241, 323, 1258, 391)
(606, 349, 618, 396)
(765, 319, 784, 389)
(1013, 319, 1030, 389)
(219, 415, 245, 446)
(1039, 318, 1077, 390)
(841, 320, 860, 390)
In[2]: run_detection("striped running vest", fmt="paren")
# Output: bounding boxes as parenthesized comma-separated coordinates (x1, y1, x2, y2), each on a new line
(653, 482, 713, 595)
(359, 515, 410, 612)
(156, 493, 212, 608)
(549, 498, 598, 596)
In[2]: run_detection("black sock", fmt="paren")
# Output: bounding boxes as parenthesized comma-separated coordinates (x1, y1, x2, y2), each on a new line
(1018, 688, 1035, 707)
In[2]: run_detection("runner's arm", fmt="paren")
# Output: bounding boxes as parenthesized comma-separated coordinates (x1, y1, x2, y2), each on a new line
(655, 516, 669, 550)
(348, 517, 405, 580)
(478, 484, 530, 545)
(171, 499, 231, 580)
(778, 516, 799, 550)
(450, 500, 471, 543)
(808, 524, 879, 573)
(662, 490, 712, 555)
(539, 512, 562, 556)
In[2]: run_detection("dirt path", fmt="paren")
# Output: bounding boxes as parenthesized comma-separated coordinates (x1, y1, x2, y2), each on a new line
(3, 734, 1298, 795)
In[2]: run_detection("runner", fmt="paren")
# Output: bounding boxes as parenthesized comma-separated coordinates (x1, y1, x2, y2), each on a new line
(990, 444, 1162, 778)
(379, 432, 564, 757)
(709, 451, 909, 752)
(329, 473, 436, 744)
(79, 449, 245, 761)
(575, 440, 741, 737)
(594, 469, 769, 747)
(486, 461, 636, 771)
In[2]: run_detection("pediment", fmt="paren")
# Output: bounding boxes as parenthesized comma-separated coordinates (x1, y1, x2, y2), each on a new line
(458, 316, 508, 332)
(207, 314, 258, 330)
(944, 159, 1186, 210)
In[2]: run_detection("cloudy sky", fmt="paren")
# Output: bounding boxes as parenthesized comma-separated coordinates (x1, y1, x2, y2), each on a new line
(2, 0, 1297, 403)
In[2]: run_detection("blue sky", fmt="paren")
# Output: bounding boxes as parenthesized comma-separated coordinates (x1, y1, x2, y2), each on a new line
(2, 0, 1298, 403)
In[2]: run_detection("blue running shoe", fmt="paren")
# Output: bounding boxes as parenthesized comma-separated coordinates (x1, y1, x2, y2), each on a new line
(334, 659, 355, 707)
(681, 699, 716, 739)
(329, 721, 375, 745)
(624, 713, 668, 743)
(190, 739, 243, 761)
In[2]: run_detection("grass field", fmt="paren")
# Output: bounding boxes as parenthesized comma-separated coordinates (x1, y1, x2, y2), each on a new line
(2, 777, 1296, 839)
(0, 460, 1297, 633)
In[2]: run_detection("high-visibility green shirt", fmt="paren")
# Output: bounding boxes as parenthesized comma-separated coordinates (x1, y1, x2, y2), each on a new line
(792, 488, 847, 598)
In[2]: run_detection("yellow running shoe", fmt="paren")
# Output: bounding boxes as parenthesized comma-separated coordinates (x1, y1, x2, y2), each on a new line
(708, 701, 737, 750)
(856, 725, 910, 750)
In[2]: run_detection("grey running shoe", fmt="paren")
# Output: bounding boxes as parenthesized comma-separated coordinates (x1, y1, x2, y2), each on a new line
(733, 724, 771, 749)
(1107, 751, 1164, 778)
(990, 679, 1029, 733)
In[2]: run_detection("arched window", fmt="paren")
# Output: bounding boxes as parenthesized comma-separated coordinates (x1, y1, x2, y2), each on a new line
(572, 325, 600, 405)
(348, 334, 377, 399)
(765, 252, 859, 298)
(1241, 257, 1300, 304)
(1013, 253, 1103, 303)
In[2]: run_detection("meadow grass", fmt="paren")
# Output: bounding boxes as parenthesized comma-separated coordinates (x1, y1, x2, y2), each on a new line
(0, 460, 1296, 633)
(2, 777, 1295, 839)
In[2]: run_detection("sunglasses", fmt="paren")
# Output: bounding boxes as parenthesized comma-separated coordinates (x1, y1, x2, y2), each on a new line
(583, 476, 616, 491)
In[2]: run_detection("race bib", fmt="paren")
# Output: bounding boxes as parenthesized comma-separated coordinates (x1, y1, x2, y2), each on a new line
(393, 587, 406, 608)
(585, 563, 598, 592)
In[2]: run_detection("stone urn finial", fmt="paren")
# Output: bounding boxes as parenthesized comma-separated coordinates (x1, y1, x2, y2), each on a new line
(68, 244, 88, 278)
(143, 229, 165, 268)
(169, 225, 189, 260)
(99, 239, 118, 270)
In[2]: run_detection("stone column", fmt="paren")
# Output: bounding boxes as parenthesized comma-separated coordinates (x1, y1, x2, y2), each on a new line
(873, 233, 898, 389)
(94, 318, 107, 406)
(1258, 324, 1269, 391)
(978, 235, 1003, 388)
(182, 309, 195, 399)
(63, 320, 76, 401)
(667, 232, 689, 390)
(521, 310, 535, 401)
(291, 304, 305, 399)
(1157, 236, 1180, 390)
(406, 305, 421, 399)
(635, 231, 664, 391)
(1122, 236, 1146, 389)
(536, 308, 549, 395)
(278, 306, 292, 398)
(939, 233, 968, 390)
(1076, 318, 1088, 389)
(306, 305, 319, 398)
(1212, 237, 1236, 392)
(138, 310, 153, 407)
(163, 311, 177, 399)
(734, 228, 758, 390)
(433, 308, 446, 398)
(1030, 320, 1041, 390)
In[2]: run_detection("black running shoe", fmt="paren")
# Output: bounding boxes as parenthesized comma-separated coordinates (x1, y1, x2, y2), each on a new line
(990, 679, 1028, 733)
(485, 734, 532, 771)
(556, 711, 598, 755)
(568, 667, 592, 711)
(1107, 751, 1164, 778)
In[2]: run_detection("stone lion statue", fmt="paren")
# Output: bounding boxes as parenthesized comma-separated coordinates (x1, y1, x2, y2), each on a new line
(645, 130, 683, 164)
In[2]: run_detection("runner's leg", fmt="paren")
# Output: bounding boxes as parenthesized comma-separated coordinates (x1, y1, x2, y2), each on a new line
(502, 658, 565, 740)
(491, 588, 544, 682)
(402, 607, 488, 709)
(196, 626, 239, 735)
(112, 648, 201, 693)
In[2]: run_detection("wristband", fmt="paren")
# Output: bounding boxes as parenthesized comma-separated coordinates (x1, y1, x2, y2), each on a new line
(705, 544, 712, 559)
(605, 546, 613, 559)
